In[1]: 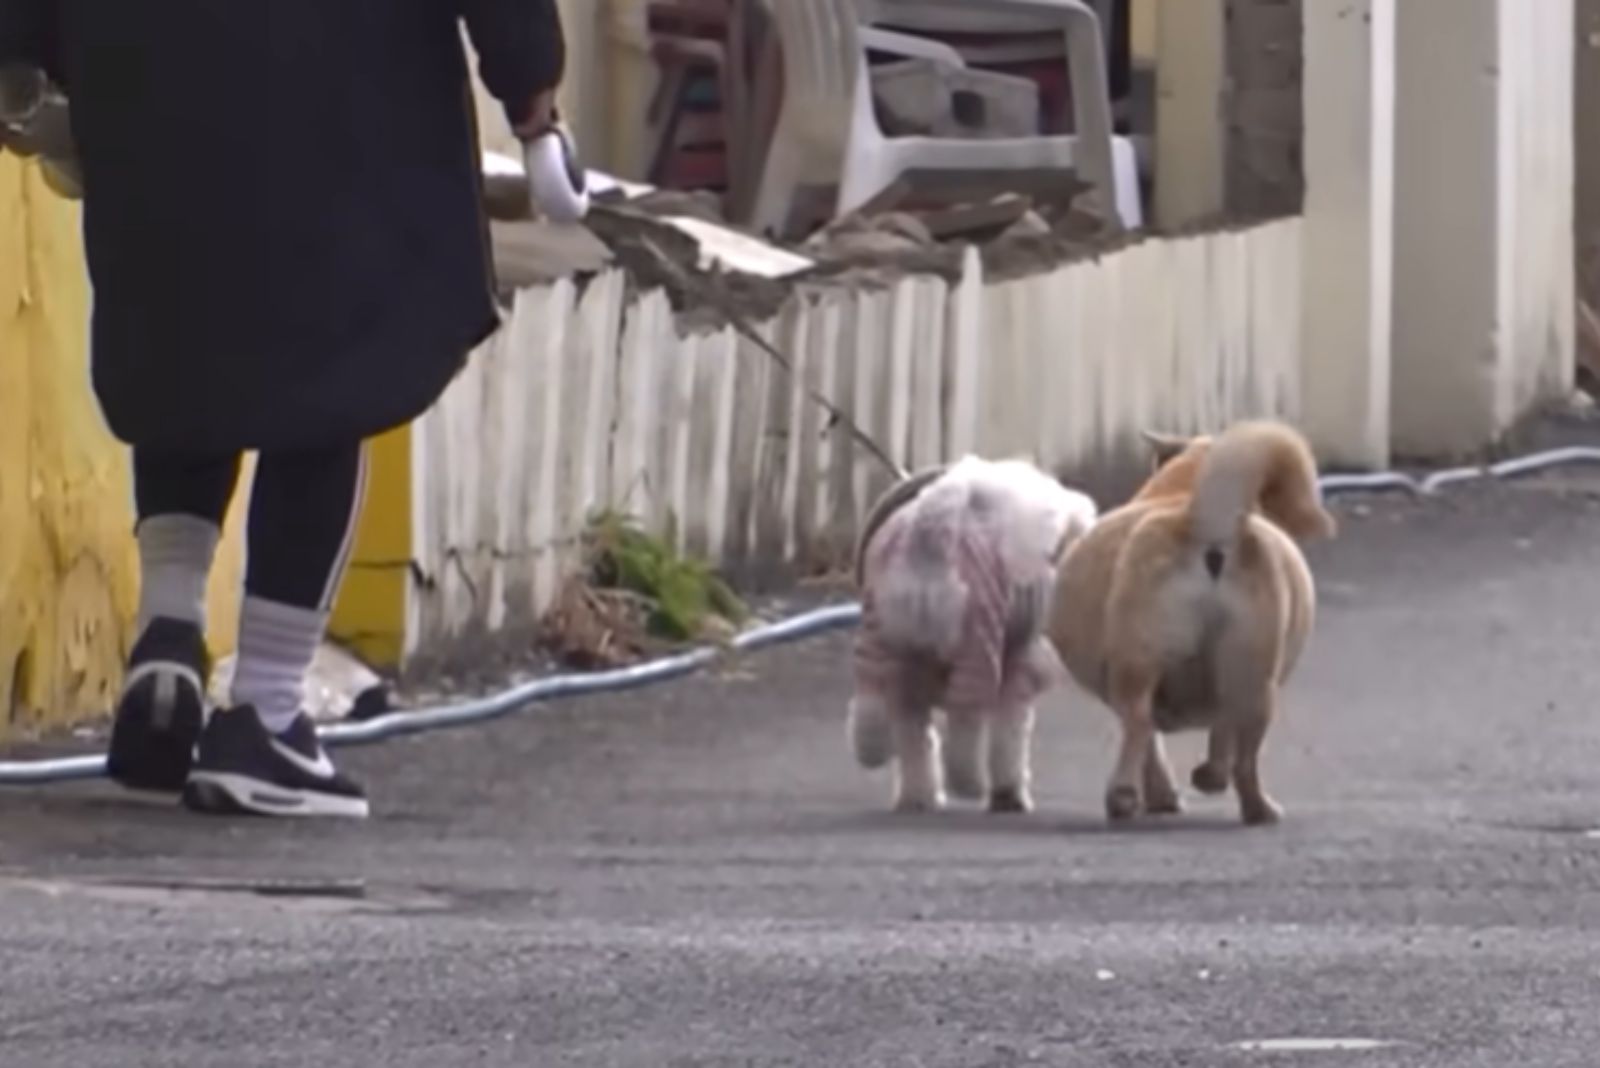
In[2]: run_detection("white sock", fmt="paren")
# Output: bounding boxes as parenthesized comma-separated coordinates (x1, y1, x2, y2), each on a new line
(136, 515, 220, 632)
(231, 596, 325, 735)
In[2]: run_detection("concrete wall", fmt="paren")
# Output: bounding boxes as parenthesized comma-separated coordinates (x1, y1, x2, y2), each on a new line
(1504, 0, 1576, 418)
(1391, 0, 1575, 459)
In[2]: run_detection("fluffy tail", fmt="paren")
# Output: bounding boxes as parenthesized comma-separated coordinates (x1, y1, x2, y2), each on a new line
(1187, 420, 1337, 552)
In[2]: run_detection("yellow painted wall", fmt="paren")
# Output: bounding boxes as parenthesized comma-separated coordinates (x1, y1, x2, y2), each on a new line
(0, 157, 248, 744)
(329, 425, 412, 668)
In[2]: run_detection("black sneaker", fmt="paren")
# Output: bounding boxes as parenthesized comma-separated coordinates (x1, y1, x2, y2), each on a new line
(106, 618, 211, 793)
(182, 707, 369, 819)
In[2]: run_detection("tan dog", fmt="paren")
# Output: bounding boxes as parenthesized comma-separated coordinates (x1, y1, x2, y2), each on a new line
(1046, 420, 1336, 826)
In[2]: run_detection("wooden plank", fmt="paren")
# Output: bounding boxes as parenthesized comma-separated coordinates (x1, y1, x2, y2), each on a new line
(704, 329, 741, 563)
(808, 296, 844, 560)
(612, 290, 669, 526)
(908, 276, 947, 472)
(1076, 255, 1112, 455)
(550, 287, 595, 607)
(823, 295, 860, 561)
(665, 333, 700, 555)
(1171, 234, 1212, 437)
(1129, 242, 1171, 441)
(577, 271, 624, 514)
(754, 304, 802, 566)
(786, 297, 826, 565)
(1200, 233, 1229, 430)
(975, 278, 1013, 459)
(886, 282, 916, 471)
(682, 332, 723, 559)
(439, 339, 486, 638)
(1020, 278, 1048, 459)
(1217, 229, 1251, 423)
(530, 282, 573, 618)
(944, 248, 984, 460)
(1272, 220, 1306, 417)
(851, 289, 886, 524)
(1036, 266, 1076, 470)
(487, 288, 546, 630)
(725, 320, 774, 567)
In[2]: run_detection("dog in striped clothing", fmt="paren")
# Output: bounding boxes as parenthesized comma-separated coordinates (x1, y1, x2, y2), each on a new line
(848, 456, 1098, 813)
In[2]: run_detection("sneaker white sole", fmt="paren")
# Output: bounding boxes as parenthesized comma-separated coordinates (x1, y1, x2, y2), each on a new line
(184, 771, 370, 820)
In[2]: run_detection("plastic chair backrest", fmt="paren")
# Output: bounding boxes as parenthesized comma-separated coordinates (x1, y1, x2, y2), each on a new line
(768, 0, 866, 132)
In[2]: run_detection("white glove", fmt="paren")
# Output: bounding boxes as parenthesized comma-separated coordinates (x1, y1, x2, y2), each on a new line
(523, 122, 589, 224)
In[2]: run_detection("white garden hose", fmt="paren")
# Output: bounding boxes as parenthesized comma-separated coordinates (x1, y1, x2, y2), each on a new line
(3, 445, 1600, 786)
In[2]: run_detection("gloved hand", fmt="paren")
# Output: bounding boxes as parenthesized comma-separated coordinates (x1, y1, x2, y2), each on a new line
(511, 86, 588, 224)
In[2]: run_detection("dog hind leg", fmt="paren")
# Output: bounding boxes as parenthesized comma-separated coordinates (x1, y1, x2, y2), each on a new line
(891, 703, 944, 812)
(1232, 692, 1283, 826)
(1191, 728, 1235, 795)
(847, 694, 894, 769)
(942, 709, 987, 801)
(1106, 672, 1159, 821)
(987, 701, 1035, 813)
(1142, 734, 1183, 814)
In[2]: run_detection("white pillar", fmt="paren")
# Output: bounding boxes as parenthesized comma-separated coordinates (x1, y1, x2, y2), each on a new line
(1298, 0, 1395, 469)
(1390, 0, 1575, 459)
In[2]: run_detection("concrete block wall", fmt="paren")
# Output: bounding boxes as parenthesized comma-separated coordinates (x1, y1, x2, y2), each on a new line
(1225, 0, 1305, 218)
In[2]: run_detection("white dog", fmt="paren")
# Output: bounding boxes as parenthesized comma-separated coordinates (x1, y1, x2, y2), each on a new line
(848, 456, 1098, 813)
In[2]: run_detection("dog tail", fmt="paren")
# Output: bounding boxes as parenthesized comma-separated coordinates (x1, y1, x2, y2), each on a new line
(1187, 421, 1337, 559)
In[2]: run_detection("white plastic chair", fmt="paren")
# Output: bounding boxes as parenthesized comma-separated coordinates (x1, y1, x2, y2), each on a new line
(746, 0, 1140, 238)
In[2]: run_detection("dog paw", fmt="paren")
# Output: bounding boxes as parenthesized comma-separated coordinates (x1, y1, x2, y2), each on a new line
(988, 786, 1033, 814)
(1144, 790, 1184, 816)
(1104, 784, 1142, 821)
(1239, 796, 1283, 826)
(848, 702, 893, 769)
(1190, 763, 1230, 795)
(893, 791, 945, 814)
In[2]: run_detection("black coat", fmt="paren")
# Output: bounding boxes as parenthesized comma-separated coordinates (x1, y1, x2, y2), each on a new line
(1, 0, 564, 453)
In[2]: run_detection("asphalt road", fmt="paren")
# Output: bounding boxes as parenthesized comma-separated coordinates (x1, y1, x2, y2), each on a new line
(3, 472, 1600, 1067)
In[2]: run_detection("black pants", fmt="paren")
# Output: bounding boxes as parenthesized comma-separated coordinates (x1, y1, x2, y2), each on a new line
(133, 442, 369, 612)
